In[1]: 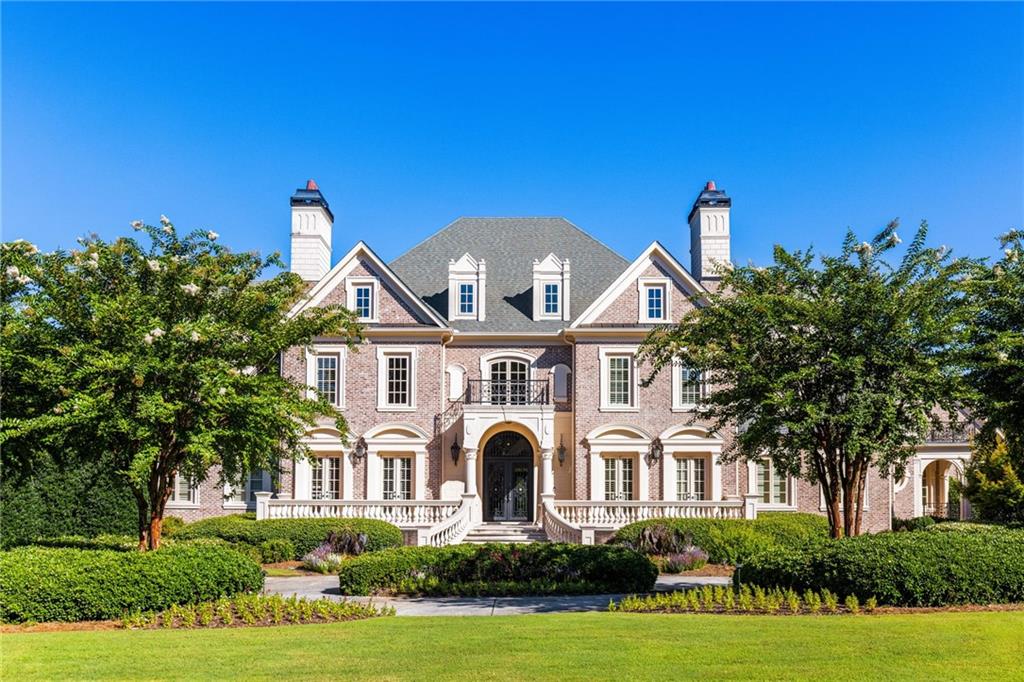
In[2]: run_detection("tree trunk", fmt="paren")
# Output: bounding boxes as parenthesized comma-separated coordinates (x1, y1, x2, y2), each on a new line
(130, 486, 150, 552)
(148, 513, 163, 551)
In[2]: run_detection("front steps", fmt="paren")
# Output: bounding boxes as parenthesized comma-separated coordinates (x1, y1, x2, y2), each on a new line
(462, 522, 548, 544)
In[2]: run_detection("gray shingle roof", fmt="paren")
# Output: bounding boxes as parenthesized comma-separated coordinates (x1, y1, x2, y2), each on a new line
(389, 217, 630, 332)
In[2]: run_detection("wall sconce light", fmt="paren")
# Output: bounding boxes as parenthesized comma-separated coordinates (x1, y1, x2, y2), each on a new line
(450, 437, 461, 465)
(557, 435, 567, 467)
(353, 437, 368, 461)
(649, 437, 664, 462)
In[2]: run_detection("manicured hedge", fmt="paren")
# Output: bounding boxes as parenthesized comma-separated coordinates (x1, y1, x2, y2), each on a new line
(741, 528, 1024, 606)
(174, 514, 403, 558)
(611, 513, 829, 565)
(337, 543, 658, 596)
(0, 542, 265, 623)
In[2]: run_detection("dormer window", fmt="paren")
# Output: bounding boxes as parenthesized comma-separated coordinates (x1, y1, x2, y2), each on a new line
(449, 254, 486, 321)
(346, 277, 379, 322)
(532, 253, 570, 321)
(638, 277, 671, 323)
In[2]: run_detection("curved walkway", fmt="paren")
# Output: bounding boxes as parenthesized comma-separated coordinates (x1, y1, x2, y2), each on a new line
(264, 574, 730, 616)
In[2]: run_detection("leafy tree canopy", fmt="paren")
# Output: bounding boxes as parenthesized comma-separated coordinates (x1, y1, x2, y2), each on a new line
(1, 218, 361, 548)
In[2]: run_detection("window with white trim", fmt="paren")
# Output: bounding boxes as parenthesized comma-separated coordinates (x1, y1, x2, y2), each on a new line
(646, 286, 664, 320)
(382, 457, 412, 500)
(346, 277, 378, 322)
(226, 470, 271, 506)
(311, 457, 342, 500)
(169, 473, 196, 505)
(676, 457, 706, 501)
(377, 347, 416, 410)
(604, 457, 634, 501)
(354, 286, 373, 319)
(458, 283, 475, 315)
(316, 354, 340, 406)
(756, 460, 789, 505)
(673, 364, 704, 409)
(605, 355, 634, 408)
(543, 283, 560, 315)
(638, 278, 672, 323)
(387, 356, 410, 406)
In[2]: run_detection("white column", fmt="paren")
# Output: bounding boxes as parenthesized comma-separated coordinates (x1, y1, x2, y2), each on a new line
(743, 493, 759, 520)
(465, 447, 478, 496)
(415, 449, 427, 500)
(912, 458, 924, 517)
(342, 451, 354, 499)
(255, 491, 272, 520)
(710, 451, 722, 501)
(366, 451, 381, 500)
(590, 450, 603, 501)
(662, 453, 676, 501)
(638, 451, 650, 500)
(541, 447, 554, 496)
(293, 457, 312, 500)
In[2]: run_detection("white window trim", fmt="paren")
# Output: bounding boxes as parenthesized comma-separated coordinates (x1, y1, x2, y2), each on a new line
(675, 456, 707, 502)
(306, 344, 347, 409)
(532, 253, 571, 322)
(599, 346, 639, 412)
(456, 282, 476, 317)
(747, 459, 798, 510)
(223, 470, 273, 510)
(638, 277, 672, 323)
(166, 472, 199, 509)
(345, 276, 379, 323)
(376, 346, 418, 412)
(671, 360, 706, 412)
(448, 254, 486, 321)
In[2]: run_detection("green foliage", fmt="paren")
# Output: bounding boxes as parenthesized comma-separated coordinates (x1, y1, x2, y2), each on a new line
(609, 584, 872, 615)
(0, 227, 362, 549)
(961, 436, 1024, 525)
(337, 543, 658, 596)
(611, 513, 829, 565)
(892, 516, 936, 532)
(257, 539, 295, 564)
(0, 456, 137, 549)
(0, 543, 264, 623)
(161, 516, 186, 538)
(640, 221, 976, 537)
(742, 527, 1024, 606)
(175, 514, 402, 558)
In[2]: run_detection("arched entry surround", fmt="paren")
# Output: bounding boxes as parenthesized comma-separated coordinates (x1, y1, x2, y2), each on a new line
(482, 431, 535, 521)
(658, 425, 724, 502)
(362, 423, 430, 500)
(585, 424, 652, 501)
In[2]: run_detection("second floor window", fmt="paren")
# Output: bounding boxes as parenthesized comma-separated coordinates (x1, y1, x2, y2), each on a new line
(387, 355, 410, 406)
(604, 457, 634, 501)
(543, 283, 559, 315)
(646, 285, 665, 321)
(382, 457, 412, 500)
(354, 285, 373, 319)
(608, 356, 633, 406)
(459, 283, 475, 315)
(316, 354, 340, 405)
(678, 366, 703, 407)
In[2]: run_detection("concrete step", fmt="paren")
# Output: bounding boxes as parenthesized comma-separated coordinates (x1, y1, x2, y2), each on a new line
(462, 523, 547, 544)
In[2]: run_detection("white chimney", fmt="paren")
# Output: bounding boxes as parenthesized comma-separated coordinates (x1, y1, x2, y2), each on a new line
(688, 180, 731, 285)
(289, 179, 333, 282)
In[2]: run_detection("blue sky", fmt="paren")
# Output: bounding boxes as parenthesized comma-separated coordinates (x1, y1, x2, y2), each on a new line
(3, 2, 1022, 270)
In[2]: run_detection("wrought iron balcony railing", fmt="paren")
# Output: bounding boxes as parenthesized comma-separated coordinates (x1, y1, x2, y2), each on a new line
(926, 421, 977, 443)
(464, 379, 550, 406)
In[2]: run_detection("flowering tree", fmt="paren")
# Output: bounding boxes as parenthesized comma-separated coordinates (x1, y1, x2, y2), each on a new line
(1, 219, 360, 549)
(640, 221, 976, 537)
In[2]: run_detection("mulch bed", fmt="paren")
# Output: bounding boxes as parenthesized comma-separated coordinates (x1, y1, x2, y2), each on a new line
(676, 564, 734, 578)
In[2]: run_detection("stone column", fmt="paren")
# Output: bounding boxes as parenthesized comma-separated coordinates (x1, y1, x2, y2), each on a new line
(541, 447, 555, 496)
(464, 447, 478, 496)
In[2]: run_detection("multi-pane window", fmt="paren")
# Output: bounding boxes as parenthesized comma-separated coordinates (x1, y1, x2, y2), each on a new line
(458, 283, 475, 315)
(169, 473, 195, 504)
(311, 457, 341, 500)
(490, 359, 529, 405)
(604, 457, 634, 501)
(646, 285, 665, 321)
(382, 457, 412, 500)
(756, 460, 789, 505)
(607, 356, 632, 406)
(543, 283, 559, 315)
(679, 365, 703, 407)
(316, 355, 339, 405)
(354, 285, 373, 319)
(227, 470, 270, 505)
(386, 355, 410, 407)
(676, 458, 706, 501)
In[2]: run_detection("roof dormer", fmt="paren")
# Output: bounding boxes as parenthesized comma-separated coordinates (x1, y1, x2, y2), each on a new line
(448, 253, 486, 321)
(532, 253, 571, 322)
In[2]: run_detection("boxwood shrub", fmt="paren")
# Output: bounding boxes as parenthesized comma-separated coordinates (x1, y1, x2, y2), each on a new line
(611, 512, 828, 565)
(741, 528, 1024, 606)
(174, 514, 403, 558)
(0, 542, 264, 623)
(337, 543, 658, 596)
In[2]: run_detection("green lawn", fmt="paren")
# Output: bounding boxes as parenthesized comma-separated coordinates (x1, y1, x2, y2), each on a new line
(5, 612, 1023, 680)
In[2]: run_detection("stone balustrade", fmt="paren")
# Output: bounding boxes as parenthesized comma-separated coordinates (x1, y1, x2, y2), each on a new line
(255, 494, 460, 527)
(552, 497, 755, 529)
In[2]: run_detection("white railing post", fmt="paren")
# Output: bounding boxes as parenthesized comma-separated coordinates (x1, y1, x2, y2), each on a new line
(743, 493, 759, 520)
(254, 491, 273, 521)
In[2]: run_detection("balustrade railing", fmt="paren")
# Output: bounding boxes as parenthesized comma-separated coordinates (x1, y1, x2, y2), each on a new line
(464, 379, 550, 405)
(417, 495, 476, 546)
(553, 499, 747, 528)
(926, 422, 977, 443)
(258, 497, 459, 526)
(923, 502, 961, 520)
(541, 498, 584, 544)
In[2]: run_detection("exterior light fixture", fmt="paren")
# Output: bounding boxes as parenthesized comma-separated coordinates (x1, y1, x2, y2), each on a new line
(353, 437, 368, 461)
(649, 437, 664, 462)
(557, 436, 567, 467)
(450, 438, 461, 465)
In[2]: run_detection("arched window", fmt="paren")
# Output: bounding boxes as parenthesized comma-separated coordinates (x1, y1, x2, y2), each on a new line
(489, 359, 530, 405)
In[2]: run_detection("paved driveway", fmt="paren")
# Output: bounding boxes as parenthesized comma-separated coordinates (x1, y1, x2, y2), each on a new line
(264, 574, 730, 616)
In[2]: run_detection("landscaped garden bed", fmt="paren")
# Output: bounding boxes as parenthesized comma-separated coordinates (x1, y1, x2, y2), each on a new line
(337, 543, 658, 596)
(119, 594, 392, 629)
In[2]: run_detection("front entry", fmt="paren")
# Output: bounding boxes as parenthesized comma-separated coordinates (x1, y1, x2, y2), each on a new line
(483, 431, 534, 522)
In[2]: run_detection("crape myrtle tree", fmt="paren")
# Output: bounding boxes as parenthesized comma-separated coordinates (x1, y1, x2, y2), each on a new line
(1, 218, 360, 549)
(640, 221, 975, 537)
(961, 229, 1024, 522)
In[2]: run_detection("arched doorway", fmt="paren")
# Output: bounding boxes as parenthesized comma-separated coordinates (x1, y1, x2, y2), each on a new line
(921, 459, 962, 519)
(483, 431, 534, 521)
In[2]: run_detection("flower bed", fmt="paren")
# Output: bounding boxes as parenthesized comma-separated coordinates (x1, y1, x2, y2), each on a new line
(0, 543, 264, 623)
(120, 594, 392, 629)
(610, 584, 877, 615)
(337, 543, 658, 596)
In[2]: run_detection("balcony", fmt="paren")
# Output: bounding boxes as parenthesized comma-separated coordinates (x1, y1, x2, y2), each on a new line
(464, 379, 551, 406)
(925, 421, 976, 443)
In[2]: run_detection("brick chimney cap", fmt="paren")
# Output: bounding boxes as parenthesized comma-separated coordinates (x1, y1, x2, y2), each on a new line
(306, 179, 319, 191)
(705, 180, 716, 191)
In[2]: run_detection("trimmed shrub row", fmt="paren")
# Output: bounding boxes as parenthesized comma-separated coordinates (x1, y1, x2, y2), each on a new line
(174, 514, 403, 558)
(741, 527, 1024, 606)
(611, 512, 829, 565)
(0, 543, 265, 623)
(337, 543, 658, 596)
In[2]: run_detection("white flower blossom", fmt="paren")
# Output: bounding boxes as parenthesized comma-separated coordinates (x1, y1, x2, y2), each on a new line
(131, 220, 143, 230)
(180, 283, 200, 295)
(16, 240, 39, 255)
(5, 266, 20, 278)
(1005, 249, 1018, 262)
(147, 259, 161, 272)
(143, 334, 154, 345)
(858, 241, 873, 254)
(89, 252, 100, 262)
(937, 245, 948, 257)
(160, 214, 171, 226)
(162, 224, 173, 234)
(207, 231, 219, 241)
(218, 387, 227, 396)
(190, 330, 201, 342)
(16, 275, 32, 285)
(150, 327, 165, 338)
(996, 351, 1009, 362)
(241, 366, 257, 376)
